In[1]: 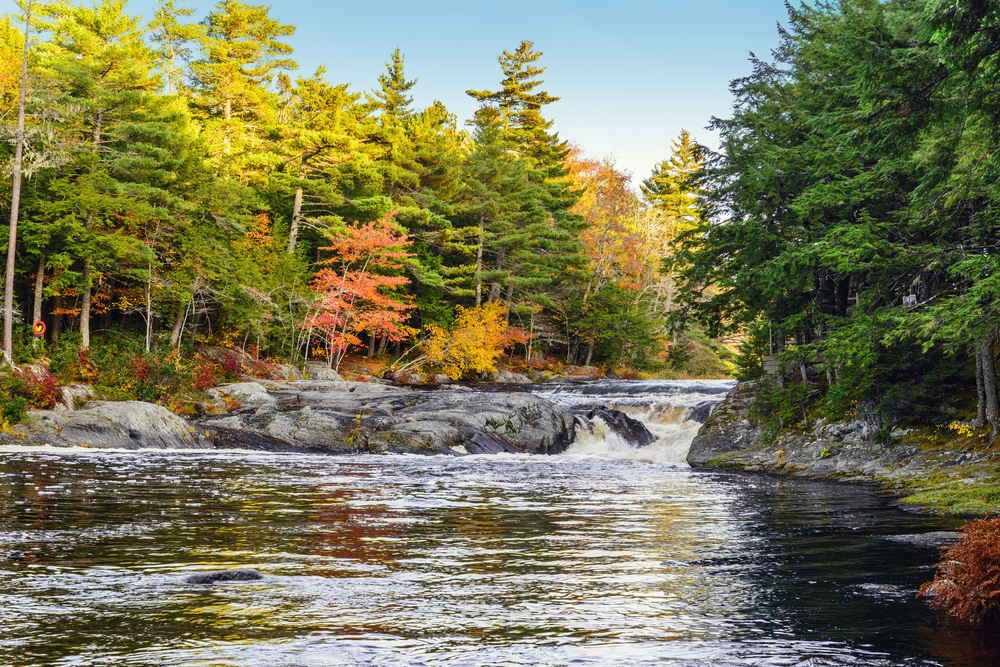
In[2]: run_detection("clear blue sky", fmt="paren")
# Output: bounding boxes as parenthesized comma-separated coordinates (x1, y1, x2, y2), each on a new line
(11, 0, 793, 183)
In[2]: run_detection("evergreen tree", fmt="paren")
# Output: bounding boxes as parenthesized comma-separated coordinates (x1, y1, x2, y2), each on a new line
(148, 0, 205, 96)
(190, 0, 296, 181)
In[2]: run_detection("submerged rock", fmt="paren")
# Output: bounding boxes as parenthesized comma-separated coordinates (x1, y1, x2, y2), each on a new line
(880, 531, 960, 549)
(184, 569, 263, 584)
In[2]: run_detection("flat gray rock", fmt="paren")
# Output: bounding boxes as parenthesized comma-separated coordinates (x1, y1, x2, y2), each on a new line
(11, 401, 212, 450)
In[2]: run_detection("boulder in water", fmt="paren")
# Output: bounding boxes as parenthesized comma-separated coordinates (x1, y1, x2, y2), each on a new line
(185, 569, 263, 584)
(587, 408, 656, 447)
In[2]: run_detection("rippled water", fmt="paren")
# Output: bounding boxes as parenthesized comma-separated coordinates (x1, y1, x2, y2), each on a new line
(1, 443, 992, 667)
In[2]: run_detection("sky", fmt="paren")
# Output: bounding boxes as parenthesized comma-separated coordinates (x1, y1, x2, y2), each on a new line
(6, 0, 793, 184)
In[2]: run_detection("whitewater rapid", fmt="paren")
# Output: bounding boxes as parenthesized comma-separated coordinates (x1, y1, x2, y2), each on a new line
(527, 379, 736, 464)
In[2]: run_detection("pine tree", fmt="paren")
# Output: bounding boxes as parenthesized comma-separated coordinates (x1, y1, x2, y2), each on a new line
(190, 0, 296, 181)
(148, 0, 205, 95)
(642, 129, 705, 235)
(34, 0, 163, 349)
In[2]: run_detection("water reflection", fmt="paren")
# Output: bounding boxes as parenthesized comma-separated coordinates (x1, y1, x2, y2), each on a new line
(0, 449, 980, 666)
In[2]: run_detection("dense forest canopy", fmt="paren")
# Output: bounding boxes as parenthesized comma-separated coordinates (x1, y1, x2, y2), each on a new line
(672, 0, 1000, 436)
(0, 0, 707, 379)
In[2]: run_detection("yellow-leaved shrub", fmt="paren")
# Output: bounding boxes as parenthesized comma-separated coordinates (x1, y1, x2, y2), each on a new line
(422, 302, 528, 379)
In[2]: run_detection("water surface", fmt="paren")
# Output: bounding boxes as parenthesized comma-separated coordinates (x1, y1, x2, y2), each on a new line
(0, 445, 990, 667)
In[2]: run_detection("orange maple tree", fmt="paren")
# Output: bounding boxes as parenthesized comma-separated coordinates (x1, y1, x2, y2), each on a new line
(566, 148, 648, 303)
(304, 211, 416, 368)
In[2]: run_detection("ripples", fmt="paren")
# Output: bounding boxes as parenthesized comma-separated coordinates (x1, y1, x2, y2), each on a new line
(0, 450, 989, 666)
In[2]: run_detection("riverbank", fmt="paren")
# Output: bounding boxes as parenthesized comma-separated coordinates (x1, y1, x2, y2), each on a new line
(688, 382, 1000, 516)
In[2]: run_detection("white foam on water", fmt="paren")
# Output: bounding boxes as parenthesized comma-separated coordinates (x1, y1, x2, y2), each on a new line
(561, 410, 702, 465)
(542, 379, 736, 465)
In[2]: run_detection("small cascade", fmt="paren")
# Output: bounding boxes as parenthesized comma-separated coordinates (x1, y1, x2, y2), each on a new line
(528, 379, 736, 464)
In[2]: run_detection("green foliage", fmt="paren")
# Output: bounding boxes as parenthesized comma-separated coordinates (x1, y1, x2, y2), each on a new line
(733, 321, 769, 381)
(749, 379, 812, 442)
(0, 373, 28, 425)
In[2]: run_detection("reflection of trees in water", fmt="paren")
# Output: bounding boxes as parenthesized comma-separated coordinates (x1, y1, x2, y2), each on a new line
(1, 457, 101, 566)
(919, 617, 1000, 667)
(305, 482, 404, 575)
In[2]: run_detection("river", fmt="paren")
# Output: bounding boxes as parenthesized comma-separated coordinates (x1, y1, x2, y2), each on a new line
(0, 380, 994, 666)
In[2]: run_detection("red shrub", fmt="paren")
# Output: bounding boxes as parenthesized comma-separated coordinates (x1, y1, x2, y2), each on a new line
(918, 517, 1000, 622)
(194, 360, 219, 390)
(77, 350, 98, 382)
(220, 353, 242, 379)
(21, 367, 62, 409)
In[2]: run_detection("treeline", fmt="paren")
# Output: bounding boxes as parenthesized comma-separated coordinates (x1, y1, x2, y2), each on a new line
(0, 0, 703, 372)
(675, 1, 1000, 434)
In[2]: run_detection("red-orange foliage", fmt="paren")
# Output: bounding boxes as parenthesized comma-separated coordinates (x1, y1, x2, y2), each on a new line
(918, 517, 1000, 623)
(305, 211, 416, 365)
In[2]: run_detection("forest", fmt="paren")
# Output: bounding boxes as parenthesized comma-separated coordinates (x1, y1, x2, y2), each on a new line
(673, 0, 1000, 439)
(0, 0, 715, 412)
(4, 0, 1000, 445)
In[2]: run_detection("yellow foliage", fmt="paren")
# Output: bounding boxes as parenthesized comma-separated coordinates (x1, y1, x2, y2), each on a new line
(422, 302, 526, 379)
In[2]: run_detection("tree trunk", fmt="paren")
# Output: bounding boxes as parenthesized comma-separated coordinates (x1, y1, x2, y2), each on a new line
(80, 257, 92, 349)
(377, 335, 388, 356)
(51, 293, 62, 343)
(367, 332, 376, 358)
(584, 340, 595, 367)
(488, 247, 505, 302)
(504, 283, 514, 320)
(288, 153, 307, 253)
(32, 256, 44, 325)
(170, 302, 186, 348)
(475, 215, 484, 306)
(2, 0, 32, 364)
(288, 187, 303, 253)
(977, 333, 999, 437)
(143, 278, 152, 353)
(394, 339, 401, 357)
(976, 344, 987, 428)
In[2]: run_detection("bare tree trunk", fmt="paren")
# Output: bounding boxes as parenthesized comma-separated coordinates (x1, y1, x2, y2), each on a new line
(367, 332, 376, 359)
(488, 247, 505, 302)
(51, 293, 62, 343)
(288, 187, 303, 253)
(143, 278, 152, 353)
(2, 0, 32, 364)
(394, 339, 402, 357)
(475, 215, 484, 306)
(80, 258, 92, 349)
(169, 302, 186, 348)
(288, 154, 307, 253)
(32, 256, 44, 325)
(377, 335, 388, 356)
(584, 340, 595, 367)
(977, 333, 999, 437)
(976, 344, 987, 427)
(504, 284, 514, 320)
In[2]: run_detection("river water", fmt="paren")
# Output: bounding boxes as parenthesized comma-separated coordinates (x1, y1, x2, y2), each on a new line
(0, 380, 994, 666)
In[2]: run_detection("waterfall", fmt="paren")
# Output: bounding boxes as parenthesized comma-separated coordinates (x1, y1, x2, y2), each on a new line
(528, 379, 736, 464)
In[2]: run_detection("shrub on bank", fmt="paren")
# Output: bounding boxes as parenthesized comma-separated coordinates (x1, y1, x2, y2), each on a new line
(919, 517, 1000, 623)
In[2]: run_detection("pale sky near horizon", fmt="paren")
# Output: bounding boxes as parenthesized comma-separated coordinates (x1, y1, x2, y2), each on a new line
(6, 0, 794, 184)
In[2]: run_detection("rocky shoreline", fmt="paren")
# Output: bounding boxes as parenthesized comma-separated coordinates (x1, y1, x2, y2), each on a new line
(688, 382, 1000, 515)
(1, 376, 656, 457)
